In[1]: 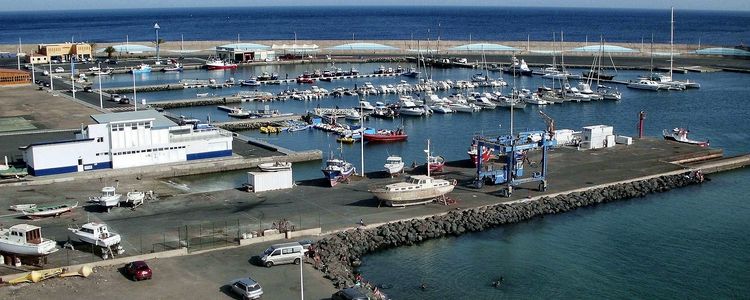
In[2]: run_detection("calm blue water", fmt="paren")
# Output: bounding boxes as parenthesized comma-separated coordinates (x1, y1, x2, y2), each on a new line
(1, 7, 749, 45)
(102, 48, 750, 298)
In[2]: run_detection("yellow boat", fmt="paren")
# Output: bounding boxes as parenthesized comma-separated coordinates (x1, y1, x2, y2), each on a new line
(337, 136, 356, 144)
(260, 126, 279, 134)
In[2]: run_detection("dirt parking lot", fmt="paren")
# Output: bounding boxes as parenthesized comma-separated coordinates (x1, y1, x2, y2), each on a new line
(0, 240, 336, 300)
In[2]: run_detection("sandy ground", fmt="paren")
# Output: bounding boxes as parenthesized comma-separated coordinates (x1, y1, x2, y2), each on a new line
(0, 85, 99, 131)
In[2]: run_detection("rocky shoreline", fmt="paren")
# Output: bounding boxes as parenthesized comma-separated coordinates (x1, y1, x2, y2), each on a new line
(312, 172, 704, 291)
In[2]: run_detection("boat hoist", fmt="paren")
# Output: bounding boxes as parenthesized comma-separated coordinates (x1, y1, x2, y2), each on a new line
(473, 130, 556, 197)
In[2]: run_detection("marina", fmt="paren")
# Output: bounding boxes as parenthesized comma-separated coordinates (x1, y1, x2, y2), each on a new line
(0, 4, 749, 300)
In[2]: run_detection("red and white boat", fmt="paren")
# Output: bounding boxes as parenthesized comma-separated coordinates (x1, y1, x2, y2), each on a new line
(663, 128, 709, 147)
(427, 155, 445, 173)
(468, 142, 493, 166)
(205, 57, 237, 70)
(363, 128, 408, 143)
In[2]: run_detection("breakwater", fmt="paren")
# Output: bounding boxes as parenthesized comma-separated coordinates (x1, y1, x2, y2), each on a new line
(312, 172, 704, 289)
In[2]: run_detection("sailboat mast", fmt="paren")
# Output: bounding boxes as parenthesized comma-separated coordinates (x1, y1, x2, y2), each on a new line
(426, 139, 431, 178)
(670, 7, 675, 80)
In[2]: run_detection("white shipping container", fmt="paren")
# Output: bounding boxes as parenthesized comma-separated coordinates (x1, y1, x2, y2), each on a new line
(616, 135, 633, 145)
(247, 170, 293, 192)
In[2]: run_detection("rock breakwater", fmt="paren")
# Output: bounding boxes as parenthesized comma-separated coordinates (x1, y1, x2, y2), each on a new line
(312, 172, 704, 290)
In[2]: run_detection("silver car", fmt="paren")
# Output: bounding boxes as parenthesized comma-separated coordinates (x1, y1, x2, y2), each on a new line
(229, 277, 264, 300)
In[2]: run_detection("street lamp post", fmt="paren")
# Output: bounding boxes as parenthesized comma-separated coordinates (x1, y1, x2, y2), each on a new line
(98, 62, 103, 109)
(154, 23, 161, 63)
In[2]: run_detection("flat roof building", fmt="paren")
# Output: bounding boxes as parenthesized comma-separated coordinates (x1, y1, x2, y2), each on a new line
(35, 42, 92, 63)
(216, 43, 275, 62)
(21, 110, 233, 176)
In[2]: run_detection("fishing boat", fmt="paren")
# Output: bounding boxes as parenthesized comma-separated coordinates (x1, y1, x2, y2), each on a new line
(196, 93, 210, 98)
(0, 156, 28, 178)
(627, 79, 662, 91)
(344, 110, 362, 121)
(371, 175, 456, 207)
(321, 154, 356, 187)
(336, 136, 357, 144)
(356, 101, 376, 112)
(468, 142, 493, 166)
(123, 191, 148, 207)
(258, 161, 292, 172)
(205, 57, 238, 70)
(228, 107, 251, 118)
(259, 126, 279, 134)
(427, 155, 445, 173)
(288, 124, 312, 132)
(371, 106, 397, 119)
(89, 186, 121, 212)
(0, 224, 59, 256)
(129, 64, 152, 74)
(21, 202, 78, 219)
(663, 128, 709, 147)
(161, 63, 183, 72)
(363, 127, 408, 143)
(240, 78, 261, 86)
(384, 156, 405, 177)
(502, 56, 533, 76)
(402, 67, 420, 78)
(94, 69, 113, 76)
(68, 222, 124, 259)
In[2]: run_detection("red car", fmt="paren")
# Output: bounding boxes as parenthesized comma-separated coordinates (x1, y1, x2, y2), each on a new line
(125, 261, 152, 281)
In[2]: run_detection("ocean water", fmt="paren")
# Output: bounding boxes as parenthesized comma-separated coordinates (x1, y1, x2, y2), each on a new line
(1, 7, 749, 45)
(149, 64, 750, 298)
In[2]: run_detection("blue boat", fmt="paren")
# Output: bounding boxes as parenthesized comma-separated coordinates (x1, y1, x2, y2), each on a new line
(130, 63, 152, 74)
(321, 156, 356, 187)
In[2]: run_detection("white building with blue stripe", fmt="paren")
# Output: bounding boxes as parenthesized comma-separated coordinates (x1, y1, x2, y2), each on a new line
(21, 110, 233, 176)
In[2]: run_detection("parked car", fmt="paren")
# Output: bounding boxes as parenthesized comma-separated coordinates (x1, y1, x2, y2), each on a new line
(54, 67, 65, 73)
(108, 60, 118, 65)
(259, 242, 304, 268)
(119, 96, 130, 104)
(229, 277, 264, 300)
(110, 94, 121, 102)
(125, 261, 152, 281)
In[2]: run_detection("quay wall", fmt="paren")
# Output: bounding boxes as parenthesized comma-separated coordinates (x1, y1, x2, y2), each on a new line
(313, 172, 705, 289)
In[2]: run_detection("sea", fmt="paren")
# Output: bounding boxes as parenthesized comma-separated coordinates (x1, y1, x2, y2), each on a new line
(8, 6, 750, 298)
(0, 6, 749, 45)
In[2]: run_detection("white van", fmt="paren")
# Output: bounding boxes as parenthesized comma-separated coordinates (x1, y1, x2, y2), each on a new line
(260, 242, 305, 268)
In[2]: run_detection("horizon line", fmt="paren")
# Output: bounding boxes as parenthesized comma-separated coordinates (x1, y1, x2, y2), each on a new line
(2, 5, 749, 13)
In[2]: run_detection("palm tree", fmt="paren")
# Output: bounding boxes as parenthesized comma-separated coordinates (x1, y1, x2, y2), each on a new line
(104, 46, 117, 58)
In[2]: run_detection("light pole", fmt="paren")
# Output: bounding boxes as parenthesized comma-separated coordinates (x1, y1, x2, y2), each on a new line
(132, 68, 138, 112)
(299, 258, 304, 300)
(154, 23, 161, 63)
(98, 62, 103, 109)
(48, 59, 53, 91)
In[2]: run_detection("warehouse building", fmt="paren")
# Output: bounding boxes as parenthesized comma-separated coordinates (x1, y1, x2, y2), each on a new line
(20, 110, 233, 176)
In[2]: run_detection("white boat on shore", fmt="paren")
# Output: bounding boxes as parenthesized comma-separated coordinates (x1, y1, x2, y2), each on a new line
(21, 202, 78, 219)
(372, 175, 456, 207)
(10, 204, 36, 211)
(258, 161, 292, 172)
(384, 156, 405, 177)
(0, 224, 59, 256)
(89, 186, 121, 212)
(68, 222, 124, 259)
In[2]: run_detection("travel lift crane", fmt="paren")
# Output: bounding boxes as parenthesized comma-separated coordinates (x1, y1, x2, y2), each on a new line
(472, 111, 556, 197)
